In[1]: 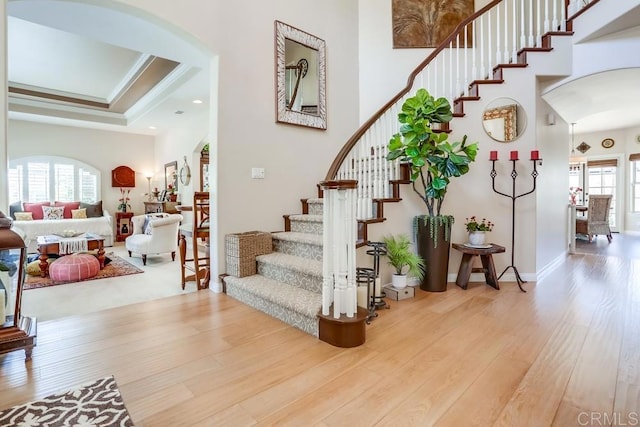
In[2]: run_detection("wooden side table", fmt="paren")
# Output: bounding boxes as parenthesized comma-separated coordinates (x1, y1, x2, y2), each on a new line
(452, 243, 506, 290)
(115, 212, 134, 242)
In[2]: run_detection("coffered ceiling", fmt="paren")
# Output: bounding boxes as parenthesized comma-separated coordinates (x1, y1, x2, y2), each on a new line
(7, 1, 211, 136)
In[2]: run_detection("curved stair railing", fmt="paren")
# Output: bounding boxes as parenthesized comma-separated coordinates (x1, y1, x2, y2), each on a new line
(319, 0, 600, 329)
(323, 0, 605, 221)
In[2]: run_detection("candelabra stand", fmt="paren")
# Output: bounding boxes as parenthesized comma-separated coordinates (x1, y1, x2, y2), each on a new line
(490, 155, 540, 292)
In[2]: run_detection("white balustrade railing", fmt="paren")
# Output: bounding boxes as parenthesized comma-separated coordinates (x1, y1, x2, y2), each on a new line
(320, 0, 600, 320)
(330, 0, 583, 221)
(321, 181, 358, 319)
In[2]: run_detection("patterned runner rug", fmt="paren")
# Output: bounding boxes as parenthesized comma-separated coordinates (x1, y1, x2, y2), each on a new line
(24, 254, 143, 290)
(0, 376, 135, 426)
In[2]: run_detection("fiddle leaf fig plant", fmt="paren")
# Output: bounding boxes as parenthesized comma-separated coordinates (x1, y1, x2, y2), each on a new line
(387, 88, 478, 217)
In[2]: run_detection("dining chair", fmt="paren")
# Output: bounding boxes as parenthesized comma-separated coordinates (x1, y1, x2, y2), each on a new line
(178, 192, 210, 289)
(575, 194, 613, 243)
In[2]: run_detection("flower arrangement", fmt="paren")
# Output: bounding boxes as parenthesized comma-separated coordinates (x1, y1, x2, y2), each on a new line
(465, 216, 494, 232)
(167, 184, 176, 195)
(118, 188, 131, 212)
(569, 186, 582, 205)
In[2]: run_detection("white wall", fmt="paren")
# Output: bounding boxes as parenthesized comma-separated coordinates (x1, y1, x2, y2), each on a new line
(153, 109, 209, 207)
(572, 125, 640, 233)
(357, 0, 571, 285)
(113, 0, 361, 287)
(8, 120, 155, 222)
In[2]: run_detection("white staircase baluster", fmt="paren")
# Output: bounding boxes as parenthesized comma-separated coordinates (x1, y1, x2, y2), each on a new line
(504, 1, 510, 63)
(536, 0, 542, 47)
(496, 3, 502, 64)
(326, 0, 571, 253)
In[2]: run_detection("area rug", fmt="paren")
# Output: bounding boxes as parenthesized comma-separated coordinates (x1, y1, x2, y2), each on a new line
(0, 376, 135, 426)
(24, 254, 143, 290)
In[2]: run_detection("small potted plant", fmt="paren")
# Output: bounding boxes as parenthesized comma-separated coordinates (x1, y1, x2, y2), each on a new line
(464, 216, 494, 246)
(382, 234, 425, 289)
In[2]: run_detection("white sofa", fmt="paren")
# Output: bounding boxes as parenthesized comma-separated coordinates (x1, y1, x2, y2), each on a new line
(12, 210, 114, 253)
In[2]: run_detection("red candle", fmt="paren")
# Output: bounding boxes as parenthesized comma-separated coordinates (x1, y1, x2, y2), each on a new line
(530, 150, 540, 160)
(489, 151, 498, 161)
(510, 150, 519, 161)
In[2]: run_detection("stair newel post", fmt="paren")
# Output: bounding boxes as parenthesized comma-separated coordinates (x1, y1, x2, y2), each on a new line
(321, 183, 334, 316)
(333, 189, 346, 319)
(320, 180, 358, 319)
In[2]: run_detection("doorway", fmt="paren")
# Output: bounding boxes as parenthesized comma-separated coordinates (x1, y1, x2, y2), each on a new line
(569, 157, 621, 232)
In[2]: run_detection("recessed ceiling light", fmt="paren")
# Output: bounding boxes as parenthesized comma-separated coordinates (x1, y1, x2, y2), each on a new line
(175, 110, 184, 115)
(148, 126, 157, 130)
(192, 99, 203, 104)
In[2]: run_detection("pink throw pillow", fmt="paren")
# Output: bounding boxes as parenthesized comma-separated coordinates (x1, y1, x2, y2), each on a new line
(23, 202, 51, 220)
(54, 201, 81, 219)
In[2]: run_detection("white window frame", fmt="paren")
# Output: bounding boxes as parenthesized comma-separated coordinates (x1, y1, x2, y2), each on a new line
(632, 158, 640, 213)
(8, 156, 101, 203)
(584, 154, 623, 232)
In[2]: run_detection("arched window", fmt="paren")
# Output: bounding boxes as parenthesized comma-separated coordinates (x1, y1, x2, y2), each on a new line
(8, 156, 101, 203)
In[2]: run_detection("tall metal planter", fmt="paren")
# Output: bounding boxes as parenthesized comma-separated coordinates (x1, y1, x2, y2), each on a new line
(416, 216, 452, 292)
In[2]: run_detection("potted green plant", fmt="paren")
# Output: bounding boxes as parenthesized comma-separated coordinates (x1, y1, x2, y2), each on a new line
(465, 216, 494, 246)
(382, 234, 425, 289)
(387, 88, 478, 292)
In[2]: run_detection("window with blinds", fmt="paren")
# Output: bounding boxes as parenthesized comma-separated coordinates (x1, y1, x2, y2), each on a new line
(8, 156, 101, 204)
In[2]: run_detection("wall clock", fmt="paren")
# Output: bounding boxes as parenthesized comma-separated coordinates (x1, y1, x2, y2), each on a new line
(179, 156, 191, 185)
(601, 138, 614, 149)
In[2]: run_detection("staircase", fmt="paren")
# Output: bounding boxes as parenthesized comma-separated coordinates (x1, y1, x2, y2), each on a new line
(224, 0, 603, 343)
(224, 199, 325, 337)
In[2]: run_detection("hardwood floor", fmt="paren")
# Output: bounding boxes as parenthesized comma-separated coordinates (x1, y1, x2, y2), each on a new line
(1, 245, 639, 426)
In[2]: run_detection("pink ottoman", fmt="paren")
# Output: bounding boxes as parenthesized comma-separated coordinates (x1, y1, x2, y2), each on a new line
(49, 254, 100, 282)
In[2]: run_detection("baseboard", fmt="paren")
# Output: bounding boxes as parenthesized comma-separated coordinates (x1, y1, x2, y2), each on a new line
(536, 252, 567, 284)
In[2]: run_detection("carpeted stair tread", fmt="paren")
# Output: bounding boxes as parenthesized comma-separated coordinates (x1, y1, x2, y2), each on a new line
(257, 252, 322, 277)
(288, 214, 323, 223)
(306, 198, 324, 215)
(225, 274, 322, 318)
(272, 231, 323, 246)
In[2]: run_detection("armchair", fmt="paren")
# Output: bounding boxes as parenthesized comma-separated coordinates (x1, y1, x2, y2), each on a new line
(126, 213, 183, 265)
(575, 194, 613, 243)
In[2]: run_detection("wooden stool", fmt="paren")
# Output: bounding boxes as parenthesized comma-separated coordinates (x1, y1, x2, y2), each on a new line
(452, 243, 506, 290)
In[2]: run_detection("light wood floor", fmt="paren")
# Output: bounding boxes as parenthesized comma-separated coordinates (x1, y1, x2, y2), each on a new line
(1, 243, 639, 426)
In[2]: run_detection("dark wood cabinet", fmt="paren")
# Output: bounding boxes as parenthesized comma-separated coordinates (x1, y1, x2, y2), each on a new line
(144, 201, 178, 214)
(0, 228, 36, 361)
(116, 212, 134, 241)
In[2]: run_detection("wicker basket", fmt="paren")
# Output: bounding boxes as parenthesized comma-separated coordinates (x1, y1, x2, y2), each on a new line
(225, 231, 272, 277)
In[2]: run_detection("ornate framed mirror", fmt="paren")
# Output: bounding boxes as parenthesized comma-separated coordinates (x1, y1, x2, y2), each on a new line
(275, 20, 326, 130)
(482, 97, 526, 143)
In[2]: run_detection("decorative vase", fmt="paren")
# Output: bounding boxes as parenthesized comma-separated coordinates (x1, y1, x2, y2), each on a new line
(391, 274, 407, 289)
(169, 194, 178, 202)
(570, 194, 577, 205)
(416, 216, 452, 292)
(468, 231, 486, 246)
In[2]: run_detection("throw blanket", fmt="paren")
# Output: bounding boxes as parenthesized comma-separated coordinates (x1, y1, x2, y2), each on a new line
(59, 237, 88, 254)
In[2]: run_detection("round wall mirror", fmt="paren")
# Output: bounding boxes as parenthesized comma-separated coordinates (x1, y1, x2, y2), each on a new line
(482, 97, 526, 143)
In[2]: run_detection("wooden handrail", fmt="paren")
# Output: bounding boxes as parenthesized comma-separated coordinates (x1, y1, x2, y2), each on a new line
(324, 0, 504, 181)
